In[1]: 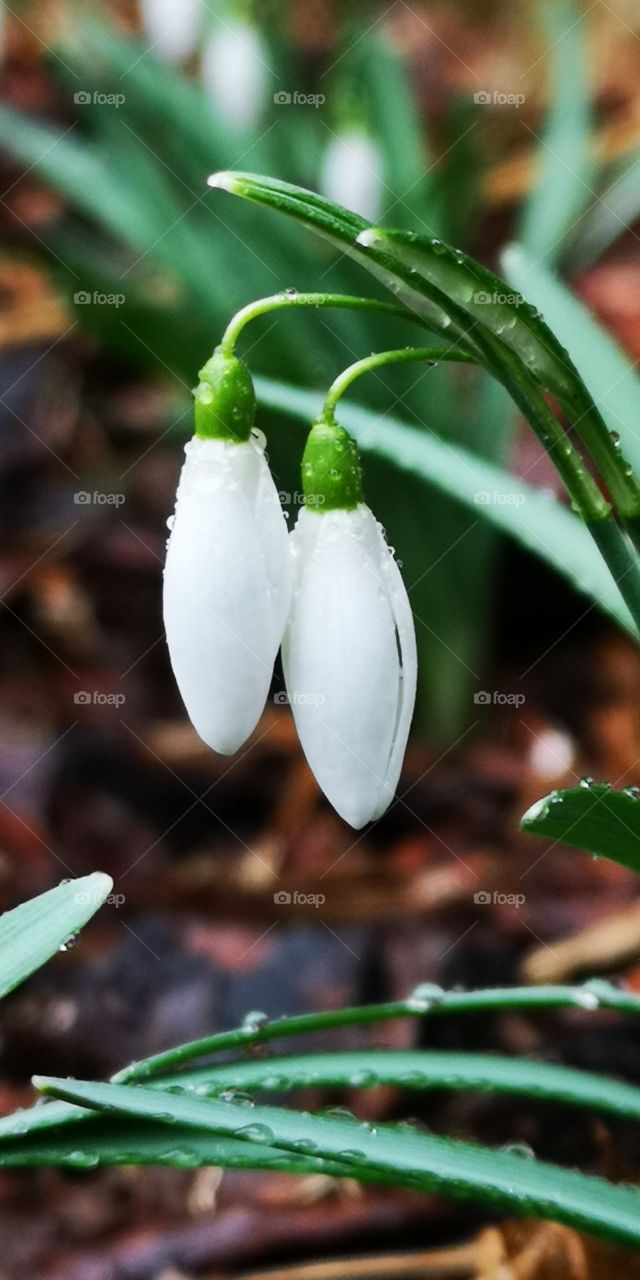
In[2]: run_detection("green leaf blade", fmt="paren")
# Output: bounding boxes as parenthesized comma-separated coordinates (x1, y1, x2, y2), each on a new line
(165, 1049, 640, 1124)
(521, 784, 640, 870)
(32, 1076, 640, 1248)
(503, 243, 640, 471)
(0, 872, 113, 1000)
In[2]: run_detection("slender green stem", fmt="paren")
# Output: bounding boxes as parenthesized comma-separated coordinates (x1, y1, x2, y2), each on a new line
(113, 981, 636, 1084)
(219, 292, 446, 356)
(589, 516, 640, 629)
(385, 281, 640, 637)
(323, 346, 475, 420)
(557, 389, 640, 524)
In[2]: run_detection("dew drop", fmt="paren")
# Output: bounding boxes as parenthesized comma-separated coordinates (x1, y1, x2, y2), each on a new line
(220, 1088, 255, 1107)
(502, 1141, 535, 1160)
(349, 1070, 378, 1088)
(242, 1011, 269, 1035)
(574, 987, 600, 1010)
(290, 1137, 319, 1155)
(323, 1106, 358, 1122)
(250, 427, 267, 452)
(59, 935, 78, 953)
(407, 982, 444, 1012)
(235, 1123, 275, 1144)
(337, 1148, 366, 1163)
(66, 1150, 99, 1168)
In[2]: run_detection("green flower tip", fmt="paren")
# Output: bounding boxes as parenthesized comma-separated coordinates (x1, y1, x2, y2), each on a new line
(194, 347, 255, 442)
(207, 171, 241, 194)
(302, 416, 363, 512)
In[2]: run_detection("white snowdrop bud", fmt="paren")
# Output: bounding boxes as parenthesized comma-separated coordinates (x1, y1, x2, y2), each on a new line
(201, 18, 268, 132)
(320, 129, 384, 222)
(163, 350, 291, 755)
(139, 0, 203, 63)
(283, 418, 417, 828)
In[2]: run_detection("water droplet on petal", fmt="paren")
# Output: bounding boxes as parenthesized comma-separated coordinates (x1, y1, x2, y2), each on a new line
(250, 427, 267, 452)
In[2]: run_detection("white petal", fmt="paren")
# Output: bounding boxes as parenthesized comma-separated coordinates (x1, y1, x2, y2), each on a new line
(320, 131, 384, 222)
(163, 436, 290, 754)
(283, 505, 411, 828)
(139, 0, 202, 61)
(201, 22, 268, 131)
(368, 533, 418, 819)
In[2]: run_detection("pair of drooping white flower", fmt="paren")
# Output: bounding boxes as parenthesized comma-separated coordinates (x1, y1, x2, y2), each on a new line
(163, 347, 417, 830)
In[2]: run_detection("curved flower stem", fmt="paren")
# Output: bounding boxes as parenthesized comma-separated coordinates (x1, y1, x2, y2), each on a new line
(476, 337, 640, 635)
(589, 518, 640, 630)
(113, 983, 640, 1083)
(219, 292, 458, 356)
(322, 346, 475, 420)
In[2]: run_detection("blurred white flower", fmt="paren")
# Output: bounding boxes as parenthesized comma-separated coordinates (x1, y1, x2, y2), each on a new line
(201, 19, 268, 131)
(139, 0, 203, 63)
(283, 504, 417, 828)
(163, 433, 291, 755)
(320, 129, 384, 221)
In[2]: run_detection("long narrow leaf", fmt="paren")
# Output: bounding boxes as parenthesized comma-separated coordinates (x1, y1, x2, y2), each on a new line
(33, 1076, 640, 1247)
(503, 243, 640, 469)
(165, 1049, 640, 1123)
(519, 0, 594, 263)
(0, 872, 112, 999)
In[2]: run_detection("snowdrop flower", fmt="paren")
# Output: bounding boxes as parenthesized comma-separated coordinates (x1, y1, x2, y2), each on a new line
(283, 419, 417, 828)
(163, 349, 291, 755)
(201, 17, 268, 132)
(139, 0, 203, 63)
(320, 128, 384, 222)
